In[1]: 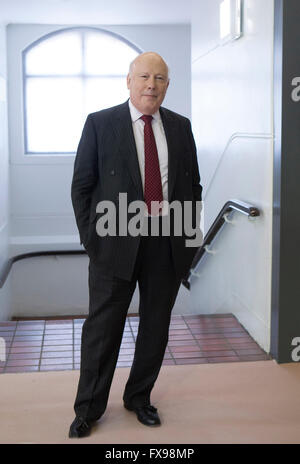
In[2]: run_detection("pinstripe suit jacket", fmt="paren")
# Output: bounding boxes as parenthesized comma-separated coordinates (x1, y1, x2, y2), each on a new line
(71, 100, 202, 281)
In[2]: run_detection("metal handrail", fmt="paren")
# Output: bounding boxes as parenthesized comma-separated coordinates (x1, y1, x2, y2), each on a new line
(181, 200, 260, 290)
(0, 250, 86, 289)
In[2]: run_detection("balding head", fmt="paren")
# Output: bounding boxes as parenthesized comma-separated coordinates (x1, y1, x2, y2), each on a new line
(129, 52, 170, 78)
(127, 51, 170, 115)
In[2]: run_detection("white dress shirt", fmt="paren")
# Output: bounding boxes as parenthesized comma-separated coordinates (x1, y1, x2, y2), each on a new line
(128, 99, 169, 216)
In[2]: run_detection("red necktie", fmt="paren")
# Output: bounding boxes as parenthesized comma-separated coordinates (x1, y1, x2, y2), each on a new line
(141, 115, 163, 216)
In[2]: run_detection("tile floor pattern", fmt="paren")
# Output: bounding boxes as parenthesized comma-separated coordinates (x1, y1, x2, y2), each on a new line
(0, 314, 271, 373)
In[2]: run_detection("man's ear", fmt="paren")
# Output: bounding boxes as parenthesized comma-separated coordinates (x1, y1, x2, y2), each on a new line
(126, 74, 131, 89)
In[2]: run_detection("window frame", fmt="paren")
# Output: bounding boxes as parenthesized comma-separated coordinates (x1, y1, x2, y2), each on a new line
(22, 26, 142, 155)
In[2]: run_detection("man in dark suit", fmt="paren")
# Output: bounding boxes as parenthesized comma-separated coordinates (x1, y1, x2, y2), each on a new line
(69, 52, 202, 438)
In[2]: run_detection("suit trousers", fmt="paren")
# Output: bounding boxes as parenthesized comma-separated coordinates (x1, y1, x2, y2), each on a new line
(73, 218, 182, 421)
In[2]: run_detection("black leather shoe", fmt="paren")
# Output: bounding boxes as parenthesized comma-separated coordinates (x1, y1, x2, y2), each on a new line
(124, 403, 161, 426)
(68, 416, 93, 438)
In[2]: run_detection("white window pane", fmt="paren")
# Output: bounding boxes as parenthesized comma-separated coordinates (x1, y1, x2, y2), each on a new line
(26, 78, 84, 152)
(84, 77, 129, 114)
(85, 32, 139, 75)
(26, 31, 82, 75)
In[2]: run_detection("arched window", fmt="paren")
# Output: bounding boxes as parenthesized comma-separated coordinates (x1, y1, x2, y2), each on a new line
(23, 27, 141, 154)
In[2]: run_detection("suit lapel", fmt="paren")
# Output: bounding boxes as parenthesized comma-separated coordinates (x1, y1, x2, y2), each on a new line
(160, 107, 180, 201)
(111, 101, 144, 199)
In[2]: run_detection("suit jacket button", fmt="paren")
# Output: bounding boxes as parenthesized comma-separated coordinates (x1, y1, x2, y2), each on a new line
(185, 171, 189, 176)
(110, 169, 115, 175)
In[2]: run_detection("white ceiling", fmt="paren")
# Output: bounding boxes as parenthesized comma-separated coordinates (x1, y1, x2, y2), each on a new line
(0, 0, 193, 24)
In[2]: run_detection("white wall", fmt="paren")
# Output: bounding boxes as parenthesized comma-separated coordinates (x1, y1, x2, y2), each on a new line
(0, 23, 11, 320)
(6, 23, 191, 317)
(189, 0, 274, 352)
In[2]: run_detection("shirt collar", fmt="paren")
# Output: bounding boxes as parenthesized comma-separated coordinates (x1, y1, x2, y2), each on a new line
(128, 99, 161, 123)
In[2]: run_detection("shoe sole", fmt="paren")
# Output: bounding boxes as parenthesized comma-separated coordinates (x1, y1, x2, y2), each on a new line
(68, 430, 91, 438)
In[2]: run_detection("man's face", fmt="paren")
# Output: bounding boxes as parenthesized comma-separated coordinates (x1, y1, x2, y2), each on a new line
(127, 54, 169, 115)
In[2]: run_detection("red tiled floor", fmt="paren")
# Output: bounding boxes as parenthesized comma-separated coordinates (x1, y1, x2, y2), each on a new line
(162, 359, 176, 365)
(0, 314, 272, 373)
(168, 340, 198, 346)
(172, 351, 204, 358)
(4, 366, 39, 373)
(43, 339, 72, 346)
(42, 345, 73, 352)
(40, 358, 73, 365)
(11, 341, 42, 347)
(41, 351, 73, 358)
(10, 346, 41, 353)
(6, 359, 40, 367)
(239, 354, 270, 361)
(193, 333, 227, 340)
(197, 344, 231, 351)
(202, 350, 237, 357)
(169, 334, 195, 341)
(170, 345, 204, 352)
(197, 338, 231, 345)
(208, 356, 240, 363)
(40, 364, 73, 371)
(174, 357, 208, 365)
(8, 352, 41, 360)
